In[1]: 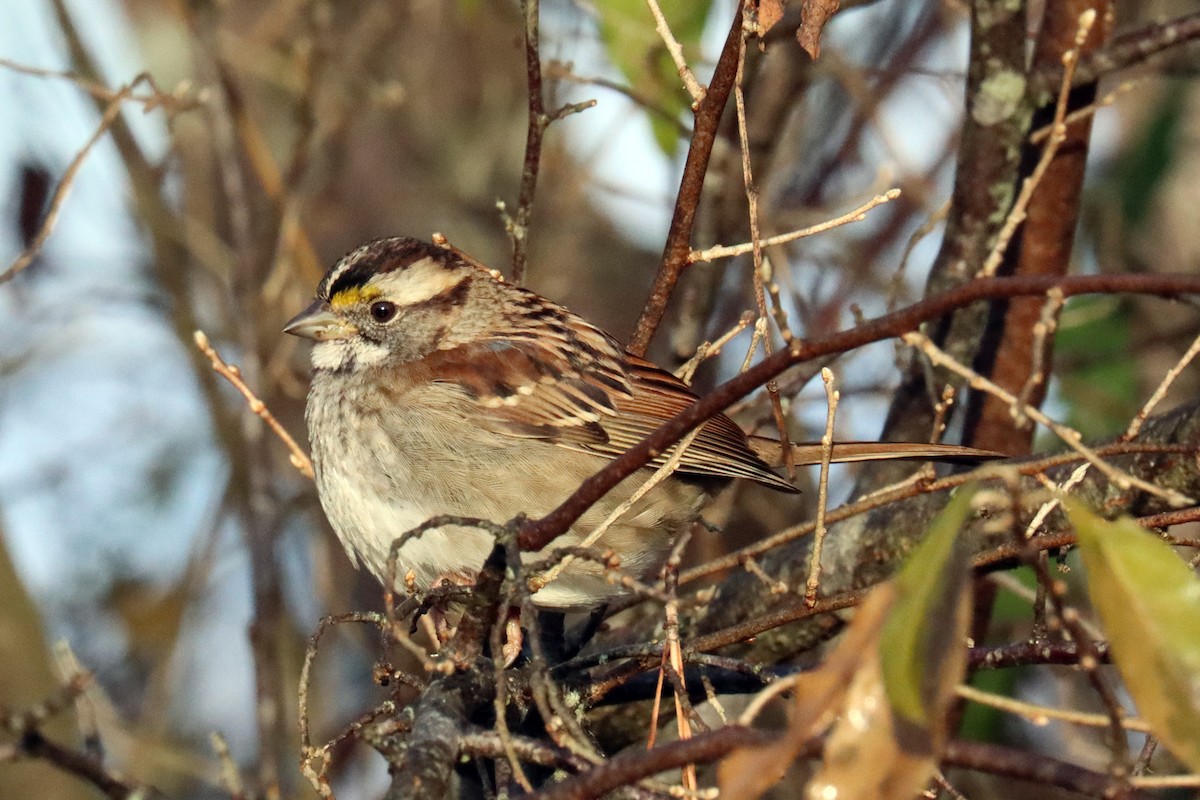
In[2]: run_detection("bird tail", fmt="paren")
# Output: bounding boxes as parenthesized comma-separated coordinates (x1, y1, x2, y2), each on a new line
(746, 436, 1002, 467)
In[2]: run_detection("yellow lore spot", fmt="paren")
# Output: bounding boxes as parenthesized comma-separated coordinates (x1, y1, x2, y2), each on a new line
(329, 285, 381, 309)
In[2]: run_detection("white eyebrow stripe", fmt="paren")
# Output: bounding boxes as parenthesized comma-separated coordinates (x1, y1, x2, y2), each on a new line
(372, 258, 465, 305)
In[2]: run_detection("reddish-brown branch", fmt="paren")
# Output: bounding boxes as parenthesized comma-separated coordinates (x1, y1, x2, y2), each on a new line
(627, 1, 746, 357)
(525, 724, 774, 800)
(943, 740, 1147, 799)
(510, 0, 545, 285)
(1137, 505, 1200, 529)
(522, 726, 1140, 800)
(969, 639, 1109, 670)
(968, 0, 1112, 454)
(12, 729, 155, 800)
(519, 272, 1200, 552)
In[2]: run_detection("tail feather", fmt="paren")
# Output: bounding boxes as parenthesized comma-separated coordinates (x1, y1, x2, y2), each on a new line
(746, 436, 1003, 468)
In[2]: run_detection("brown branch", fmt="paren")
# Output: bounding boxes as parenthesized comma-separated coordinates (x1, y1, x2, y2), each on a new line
(1034, 10, 1200, 96)
(968, 2, 1112, 454)
(522, 727, 1143, 799)
(526, 724, 772, 800)
(503, 1, 595, 284)
(969, 639, 1109, 670)
(627, 1, 747, 357)
(519, 272, 1200, 552)
(0, 81, 136, 284)
(3, 676, 159, 800)
(943, 740, 1147, 799)
(180, 7, 295, 793)
(508, 0, 546, 285)
(8, 730, 159, 800)
(1137, 505, 1200, 529)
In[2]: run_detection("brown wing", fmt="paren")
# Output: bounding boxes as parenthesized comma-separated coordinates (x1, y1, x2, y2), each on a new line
(423, 338, 625, 446)
(593, 355, 797, 491)
(423, 336, 796, 493)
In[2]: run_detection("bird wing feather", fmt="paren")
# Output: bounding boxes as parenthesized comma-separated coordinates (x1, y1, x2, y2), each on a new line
(421, 337, 797, 492)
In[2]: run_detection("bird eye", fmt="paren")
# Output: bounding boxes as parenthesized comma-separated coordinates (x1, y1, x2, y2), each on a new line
(369, 300, 398, 323)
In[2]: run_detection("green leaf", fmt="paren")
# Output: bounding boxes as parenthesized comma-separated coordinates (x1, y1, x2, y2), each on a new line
(1067, 499, 1200, 772)
(593, 0, 708, 154)
(880, 485, 977, 725)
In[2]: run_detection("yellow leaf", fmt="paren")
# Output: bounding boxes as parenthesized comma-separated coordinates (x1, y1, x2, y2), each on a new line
(1067, 499, 1200, 772)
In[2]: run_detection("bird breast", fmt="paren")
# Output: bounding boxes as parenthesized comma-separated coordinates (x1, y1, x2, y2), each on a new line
(305, 374, 708, 608)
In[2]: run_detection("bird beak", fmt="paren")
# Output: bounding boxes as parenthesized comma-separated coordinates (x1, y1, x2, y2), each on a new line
(283, 300, 357, 341)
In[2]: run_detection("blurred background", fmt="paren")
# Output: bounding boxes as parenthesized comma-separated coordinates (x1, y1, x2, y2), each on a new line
(1, 0, 1198, 797)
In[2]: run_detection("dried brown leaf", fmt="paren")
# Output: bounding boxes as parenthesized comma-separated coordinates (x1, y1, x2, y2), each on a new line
(797, 0, 840, 59)
(718, 584, 896, 799)
(814, 588, 968, 800)
(757, 0, 786, 36)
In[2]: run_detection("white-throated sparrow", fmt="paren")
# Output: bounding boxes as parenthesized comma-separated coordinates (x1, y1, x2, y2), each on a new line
(286, 237, 991, 608)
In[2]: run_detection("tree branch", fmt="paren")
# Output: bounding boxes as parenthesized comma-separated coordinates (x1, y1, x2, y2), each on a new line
(519, 273, 1200, 552)
(627, 1, 747, 357)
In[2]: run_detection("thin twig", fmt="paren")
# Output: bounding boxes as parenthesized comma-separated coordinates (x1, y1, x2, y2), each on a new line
(661, 530, 697, 791)
(675, 311, 755, 383)
(1130, 774, 1200, 789)
(509, 0, 545, 284)
(956, 683, 1150, 733)
(1, 80, 140, 284)
(210, 733, 246, 800)
(688, 189, 902, 263)
(805, 368, 839, 606)
(643, 0, 705, 104)
(903, 329, 1190, 507)
(733, 7, 793, 475)
(545, 60, 690, 134)
(1033, 9, 1200, 95)
(531, 427, 703, 589)
(1029, 79, 1137, 145)
(682, 441, 1191, 588)
(992, 472, 1134, 776)
(193, 330, 314, 479)
(1125, 330, 1200, 439)
(1012, 288, 1066, 425)
(739, 555, 788, 595)
(0, 58, 196, 111)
